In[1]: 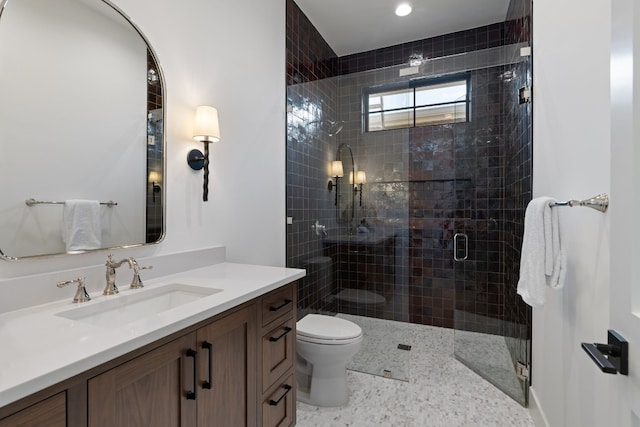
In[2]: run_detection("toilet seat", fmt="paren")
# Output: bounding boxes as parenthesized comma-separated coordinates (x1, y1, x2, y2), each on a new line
(297, 314, 362, 345)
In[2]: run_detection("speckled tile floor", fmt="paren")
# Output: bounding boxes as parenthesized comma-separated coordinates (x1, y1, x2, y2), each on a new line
(296, 316, 534, 427)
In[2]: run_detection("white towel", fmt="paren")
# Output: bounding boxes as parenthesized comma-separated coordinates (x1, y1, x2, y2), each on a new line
(517, 197, 567, 307)
(62, 200, 102, 251)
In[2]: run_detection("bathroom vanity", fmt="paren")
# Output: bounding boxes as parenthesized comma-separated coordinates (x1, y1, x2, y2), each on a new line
(0, 263, 303, 427)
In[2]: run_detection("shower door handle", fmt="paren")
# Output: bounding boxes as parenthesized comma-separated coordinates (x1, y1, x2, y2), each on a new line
(453, 233, 468, 261)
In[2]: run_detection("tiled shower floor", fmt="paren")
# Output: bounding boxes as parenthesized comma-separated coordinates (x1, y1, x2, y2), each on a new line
(296, 315, 534, 427)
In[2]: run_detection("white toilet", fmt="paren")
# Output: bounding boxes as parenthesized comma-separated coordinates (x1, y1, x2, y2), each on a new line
(296, 314, 363, 407)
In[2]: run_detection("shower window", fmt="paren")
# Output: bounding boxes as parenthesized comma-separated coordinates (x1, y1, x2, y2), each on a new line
(365, 74, 470, 131)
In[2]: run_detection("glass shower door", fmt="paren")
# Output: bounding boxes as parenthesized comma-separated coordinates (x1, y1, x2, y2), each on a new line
(452, 49, 533, 407)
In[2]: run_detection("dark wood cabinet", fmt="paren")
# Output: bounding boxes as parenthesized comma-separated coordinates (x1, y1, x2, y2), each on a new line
(257, 284, 296, 427)
(196, 306, 257, 427)
(88, 333, 197, 427)
(88, 306, 256, 427)
(0, 392, 66, 427)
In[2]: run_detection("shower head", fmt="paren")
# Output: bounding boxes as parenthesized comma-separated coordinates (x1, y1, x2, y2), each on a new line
(327, 120, 344, 136)
(306, 119, 345, 136)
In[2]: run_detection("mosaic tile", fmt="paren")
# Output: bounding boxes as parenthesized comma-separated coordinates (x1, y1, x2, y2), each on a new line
(297, 316, 534, 427)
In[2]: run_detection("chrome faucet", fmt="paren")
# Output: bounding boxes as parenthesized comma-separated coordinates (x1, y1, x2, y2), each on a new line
(129, 258, 152, 289)
(104, 254, 128, 295)
(57, 277, 91, 303)
(104, 254, 153, 295)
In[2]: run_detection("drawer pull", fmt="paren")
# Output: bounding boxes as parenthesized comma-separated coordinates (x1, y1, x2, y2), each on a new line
(269, 326, 292, 342)
(269, 299, 292, 312)
(186, 349, 197, 400)
(268, 384, 292, 406)
(201, 341, 213, 389)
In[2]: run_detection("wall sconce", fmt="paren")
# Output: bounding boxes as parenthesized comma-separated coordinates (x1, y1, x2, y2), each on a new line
(353, 170, 366, 206)
(327, 160, 344, 206)
(148, 171, 162, 203)
(187, 106, 220, 202)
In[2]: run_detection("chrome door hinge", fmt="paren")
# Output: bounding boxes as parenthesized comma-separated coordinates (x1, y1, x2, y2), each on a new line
(516, 361, 530, 381)
(519, 86, 531, 104)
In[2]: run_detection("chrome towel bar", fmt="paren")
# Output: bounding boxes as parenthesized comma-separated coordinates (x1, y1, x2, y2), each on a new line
(549, 194, 608, 213)
(25, 198, 117, 207)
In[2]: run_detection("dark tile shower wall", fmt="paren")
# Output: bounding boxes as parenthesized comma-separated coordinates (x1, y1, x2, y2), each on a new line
(338, 23, 506, 75)
(287, 0, 532, 337)
(337, 64, 507, 329)
(286, 0, 339, 316)
(286, 0, 337, 86)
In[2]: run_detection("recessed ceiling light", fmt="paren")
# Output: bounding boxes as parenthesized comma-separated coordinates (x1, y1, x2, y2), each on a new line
(395, 3, 412, 17)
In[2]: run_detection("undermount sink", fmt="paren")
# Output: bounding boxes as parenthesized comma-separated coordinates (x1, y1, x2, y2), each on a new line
(56, 283, 222, 327)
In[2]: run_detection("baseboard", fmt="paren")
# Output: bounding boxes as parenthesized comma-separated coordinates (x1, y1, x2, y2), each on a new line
(528, 387, 550, 427)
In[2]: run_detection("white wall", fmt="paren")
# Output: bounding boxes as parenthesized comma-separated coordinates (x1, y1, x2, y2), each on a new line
(0, 0, 286, 279)
(532, 0, 613, 425)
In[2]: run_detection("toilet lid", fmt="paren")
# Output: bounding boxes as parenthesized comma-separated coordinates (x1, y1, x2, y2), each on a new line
(297, 314, 362, 340)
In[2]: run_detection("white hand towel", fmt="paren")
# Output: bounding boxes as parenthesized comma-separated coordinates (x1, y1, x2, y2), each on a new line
(517, 197, 567, 307)
(62, 200, 102, 251)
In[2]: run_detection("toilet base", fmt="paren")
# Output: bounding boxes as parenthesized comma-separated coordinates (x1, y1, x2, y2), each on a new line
(296, 361, 350, 407)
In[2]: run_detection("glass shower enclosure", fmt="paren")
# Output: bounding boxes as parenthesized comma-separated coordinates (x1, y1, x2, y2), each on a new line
(286, 39, 533, 406)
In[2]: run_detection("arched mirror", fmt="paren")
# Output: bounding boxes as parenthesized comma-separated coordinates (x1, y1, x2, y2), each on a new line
(336, 143, 354, 223)
(0, 0, 164, 260)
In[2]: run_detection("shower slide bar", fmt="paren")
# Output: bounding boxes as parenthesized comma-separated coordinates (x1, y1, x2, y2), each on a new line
(549, 194, 609, 213)
(25, 198, 118, 207)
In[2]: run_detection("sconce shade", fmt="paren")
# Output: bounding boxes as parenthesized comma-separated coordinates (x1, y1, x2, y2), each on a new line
(148, 171, 161, 183)
(355, 170, 367, 185)
(331, 160, 344, 177)
(190, 105, 220, 202)
(193, 106, 220, 142)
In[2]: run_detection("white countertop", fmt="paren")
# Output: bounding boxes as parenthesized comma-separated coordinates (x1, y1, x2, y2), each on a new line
(0, 262, 305, 408)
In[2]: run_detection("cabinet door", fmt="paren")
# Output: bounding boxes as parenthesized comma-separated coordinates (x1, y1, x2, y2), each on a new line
(0, 392, 65, 427)
(197, 306, 256, 427)
(88, 333, 197, 427)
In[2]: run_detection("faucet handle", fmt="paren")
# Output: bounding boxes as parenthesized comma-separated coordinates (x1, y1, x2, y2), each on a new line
(129, 259, 152, 289)
(57, 277, 91, 303)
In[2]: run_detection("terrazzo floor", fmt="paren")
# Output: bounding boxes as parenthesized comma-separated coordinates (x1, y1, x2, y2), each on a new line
(296, 315, 534, 427)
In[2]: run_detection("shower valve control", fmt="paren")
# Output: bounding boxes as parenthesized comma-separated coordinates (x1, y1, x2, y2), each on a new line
(312, 220, 327, 236)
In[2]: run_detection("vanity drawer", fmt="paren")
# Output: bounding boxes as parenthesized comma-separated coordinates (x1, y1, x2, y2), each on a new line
(262, 373, 295, 427)
(262, 316, 295, 393)
(261, 284, 295, 327)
